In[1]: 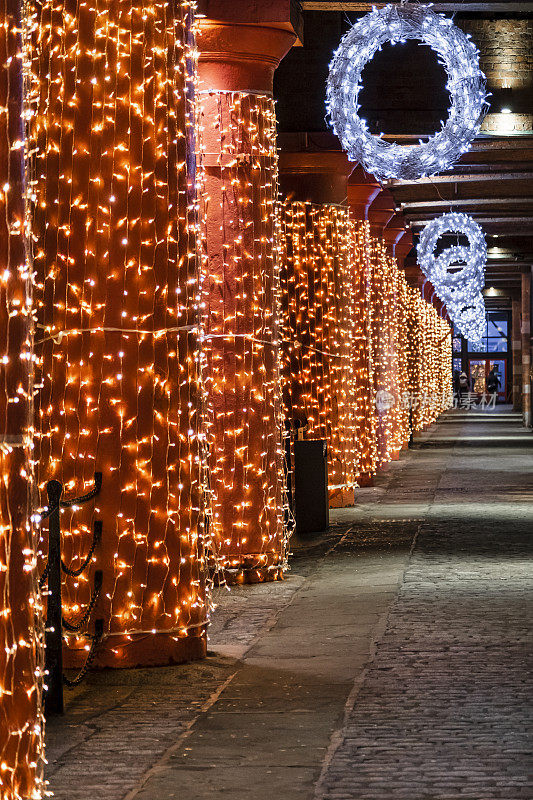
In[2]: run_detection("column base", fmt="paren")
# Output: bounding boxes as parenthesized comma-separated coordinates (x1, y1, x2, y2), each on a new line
(219, 553, 286, 585)
(64, 630, 207, 670)
(357, 473, 374, 487)
(329, 486, 355, 508)
(224, 565, 285, 585)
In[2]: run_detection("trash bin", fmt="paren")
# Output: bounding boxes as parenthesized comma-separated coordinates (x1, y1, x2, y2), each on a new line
(294, 439, 329, 535)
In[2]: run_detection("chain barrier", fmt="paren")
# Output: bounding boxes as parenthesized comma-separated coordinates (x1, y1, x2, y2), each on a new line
(38, 473, 104, 714)
(62, 621, 104, 688)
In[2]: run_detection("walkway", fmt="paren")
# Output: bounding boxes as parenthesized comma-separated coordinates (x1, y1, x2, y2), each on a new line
(46, 410, 532, 799)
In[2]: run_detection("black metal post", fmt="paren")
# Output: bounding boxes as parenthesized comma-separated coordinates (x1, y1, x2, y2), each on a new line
(44, 479, 64, 715)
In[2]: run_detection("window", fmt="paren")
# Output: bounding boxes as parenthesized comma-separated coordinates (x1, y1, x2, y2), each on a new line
(463, 313, 509, 354)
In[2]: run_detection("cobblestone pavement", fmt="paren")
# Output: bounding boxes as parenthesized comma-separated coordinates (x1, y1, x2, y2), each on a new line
(45, 410, 532, 800)
(45, 578, 305, 800)
(318, 411, 533, 800)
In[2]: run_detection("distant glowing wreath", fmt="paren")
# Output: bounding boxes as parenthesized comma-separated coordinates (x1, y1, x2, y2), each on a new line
(417, 212, 486, 343)
(417, 212, 487, 291)
(326, 4, 488, 181)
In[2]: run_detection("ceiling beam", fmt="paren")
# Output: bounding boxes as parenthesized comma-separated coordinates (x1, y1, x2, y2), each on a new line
(388, 172, 533, 187)
(301, 2, 533, 11)
(410, 217, 533, 227)
(401, 198, 533, 211)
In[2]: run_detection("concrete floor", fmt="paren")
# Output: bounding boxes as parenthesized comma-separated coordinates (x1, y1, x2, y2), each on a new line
(45, 410, 532, 799)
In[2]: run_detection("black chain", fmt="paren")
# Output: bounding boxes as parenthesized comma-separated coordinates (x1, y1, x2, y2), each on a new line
(61, 521, 102, 577)
(60, 472, 102, 508)
(62, 571, 102, 633)
(63, 622, 103, 688)
(39, 562, 50, 589)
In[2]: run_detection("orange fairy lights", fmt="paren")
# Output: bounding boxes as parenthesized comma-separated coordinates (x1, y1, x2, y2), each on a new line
(279, 204, 451, 499)
(0, 0, 45, 797)
(199, 91, 287, 583)
(407, 288, 452, 431)
(278, 201, 360, 506)
(368, 235, 410, 467)
(30, 0, 211, 668)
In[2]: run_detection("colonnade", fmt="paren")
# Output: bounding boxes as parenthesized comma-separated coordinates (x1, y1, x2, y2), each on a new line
(1, 2, 453, 797)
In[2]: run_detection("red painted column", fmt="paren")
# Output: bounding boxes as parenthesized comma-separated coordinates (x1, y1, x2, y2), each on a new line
(0, 1, 44, 795)
(367, 190, 396, 467)
(521, 268, 531, 427)
(395, 229, 414, 270)
(347, 166, 381, 221)
(198, 4, 298, 582)
(383, 213, 408, 459)
(383, 212, 406, 259)
(346, 169, 384, 485)
(33, 1, 207, 668)
(512, 298, 522, 411)
(368, 189, 396, 240)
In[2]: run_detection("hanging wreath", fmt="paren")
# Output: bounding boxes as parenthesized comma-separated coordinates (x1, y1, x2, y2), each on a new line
(417, 212, 486, 342)
(450, 295, 486, 345)
(417, 212, 487, 290)
(326, 4, 487, 181)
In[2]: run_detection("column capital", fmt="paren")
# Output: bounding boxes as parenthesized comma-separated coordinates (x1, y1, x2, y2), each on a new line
(279, 150, 354, 205)
(383, 212, 407, 257)
(395, 229, 414, 267)
(367, 188, 396, 239)
(197, 0, 301, 93)
(347, 165, 381, 220)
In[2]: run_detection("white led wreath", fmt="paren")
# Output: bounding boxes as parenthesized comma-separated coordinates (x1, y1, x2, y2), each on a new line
(417, 212, 487, 343)
(327, 3, 488, 181)
(417, 212, 487, 292)
(450, 294, 486, 346)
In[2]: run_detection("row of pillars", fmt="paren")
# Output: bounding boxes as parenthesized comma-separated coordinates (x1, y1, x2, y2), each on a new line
(278, 148, 446, 316)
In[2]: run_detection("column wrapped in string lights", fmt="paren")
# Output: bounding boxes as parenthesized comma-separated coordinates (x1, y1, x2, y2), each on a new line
(197, 10, 296, 583)
(368, 237, 409, 467)
(407, 288, 452, 431)
(31, 0, 210, 668)
(199, 92, 286, 581)
(0, 0, 44, 795)
(278, 202, 359, 507)
(278, 201, 451, 500)
(352, 221, 376, 485)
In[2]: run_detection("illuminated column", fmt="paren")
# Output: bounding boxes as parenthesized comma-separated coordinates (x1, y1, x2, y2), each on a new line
(512, 298, 522, 411)
(0, 1, 45, 795)
(381, 214, 404, 460)
(367, 190, 396, 468)
(346, 168, 382, 486)
(278, 151, 353, 206)
(32, 1, 208, 668)
(198, 5, 297, 582)
(522, 268, 531, 427)
(278, 202, 358, 510)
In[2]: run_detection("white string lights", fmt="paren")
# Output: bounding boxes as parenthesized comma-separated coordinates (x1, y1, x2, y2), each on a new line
(417, 212, 487, 346)
(327, 3, 488, 181)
